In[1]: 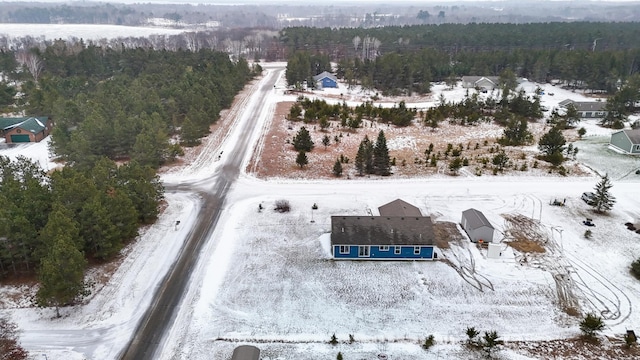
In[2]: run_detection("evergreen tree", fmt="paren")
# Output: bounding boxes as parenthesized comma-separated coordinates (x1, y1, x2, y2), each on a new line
(592, 173, 616, 213)
(36, 229, 88, 317)
(373, 130, 391, 175)
(579, 313, 605, 338)
(180, 117, 202, 147)
(322, 134, 331, 149)
(492, 151, 509, 171)
(498, 118, 533, 146)
(449, 157, 463, 174)
(564, 104, 581, 127)
(355, 135, 373, 176)
(538, 126, 566, 165)
(481, 331, 503, 356)
(296, 150, 308, 168)
(332, 158, 343, 177)
(293, 126, 314, 152)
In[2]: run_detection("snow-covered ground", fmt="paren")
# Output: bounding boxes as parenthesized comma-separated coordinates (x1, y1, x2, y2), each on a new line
(2, 65, 640, 360)
(0, 23, 187, 42)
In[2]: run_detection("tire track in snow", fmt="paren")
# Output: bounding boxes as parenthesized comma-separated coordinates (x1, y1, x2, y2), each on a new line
(440, 242, 494, 292)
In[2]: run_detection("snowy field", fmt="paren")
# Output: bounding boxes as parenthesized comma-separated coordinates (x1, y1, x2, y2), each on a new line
(0, 23, 187, 42)
(1, 65, 640, 360)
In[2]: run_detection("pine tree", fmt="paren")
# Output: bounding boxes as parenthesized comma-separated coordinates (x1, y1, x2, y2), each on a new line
(296, 150, 308, 168)
(293, 126, 314, 152)
(592, 173, 616, 213)
(322, 134, 331, 149)
(355, 136, 373, 176)
(538, 126, 566, 165)
(579, 313, 605, 338)
(332, 158, 343, 177)
(373, 130, 391, 175)
(36, 232, 88, 317)
(481, 331, 503, 356)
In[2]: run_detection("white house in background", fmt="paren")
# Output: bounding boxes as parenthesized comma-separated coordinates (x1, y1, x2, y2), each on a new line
(461, 76, 499, 91)
(609, 128, 640, 155)
(461, 208, 495, 243)
(558, 99, 607, 118)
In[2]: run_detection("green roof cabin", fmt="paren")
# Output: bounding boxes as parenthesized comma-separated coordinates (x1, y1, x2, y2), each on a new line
(0, 116, 53, 143)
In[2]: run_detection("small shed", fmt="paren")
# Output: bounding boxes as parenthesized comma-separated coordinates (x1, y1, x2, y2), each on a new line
(231, 345, 260, 360)
(461, 208, 495, 243)
(312, 71, 338, 89)
(610, 129, 640, 155)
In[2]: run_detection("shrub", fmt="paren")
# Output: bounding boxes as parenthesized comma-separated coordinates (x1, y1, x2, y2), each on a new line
(274, 200, 291, 213)
(580, 313, 605, 338)
(422, 335, 435, 350)
(329, 333, 338, 345)
(631, 259, 640, 280)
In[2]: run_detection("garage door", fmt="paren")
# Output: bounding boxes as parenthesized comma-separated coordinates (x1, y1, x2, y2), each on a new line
(10, 134, 30, 143)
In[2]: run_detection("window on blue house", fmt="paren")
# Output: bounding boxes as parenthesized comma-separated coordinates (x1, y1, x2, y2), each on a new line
(394, 247, 401, 254)
(414, 246, 421, 255)
(379, 246, 389, 251)
(339, 246, 350, 254)
(358, 246, 370, 257)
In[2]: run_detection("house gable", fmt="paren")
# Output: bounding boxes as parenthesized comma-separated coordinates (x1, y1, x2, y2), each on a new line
(610, 129, 640, 154)
(378, 199, 422, 217)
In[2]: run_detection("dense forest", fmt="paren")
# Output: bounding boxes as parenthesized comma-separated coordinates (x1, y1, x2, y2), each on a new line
(283, 22, 640, 95)
(0, 44, 256, 310)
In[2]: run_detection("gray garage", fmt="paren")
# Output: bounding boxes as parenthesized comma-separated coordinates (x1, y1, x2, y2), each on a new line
(461, 208, 495, 243)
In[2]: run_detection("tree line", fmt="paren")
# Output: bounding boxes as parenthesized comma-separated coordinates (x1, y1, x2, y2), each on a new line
(4, 44, 258, 169)
(0, 43, 256, 313)
(283, 22, 640, 95)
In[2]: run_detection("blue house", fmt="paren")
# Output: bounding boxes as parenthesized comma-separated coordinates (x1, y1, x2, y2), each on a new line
(312, 71, 338, 89)
(331, 199, 435, 260)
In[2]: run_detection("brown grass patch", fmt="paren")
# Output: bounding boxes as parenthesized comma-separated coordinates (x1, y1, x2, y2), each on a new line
(509, 335, 640, 359)
(507, 239, 546, 253)
(247, 96, 591, 179)
(432, 221, 464, 249)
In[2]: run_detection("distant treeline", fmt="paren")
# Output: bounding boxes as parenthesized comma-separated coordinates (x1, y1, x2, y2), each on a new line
(283, 22, 640, 95)
(281, 22, 640, 54)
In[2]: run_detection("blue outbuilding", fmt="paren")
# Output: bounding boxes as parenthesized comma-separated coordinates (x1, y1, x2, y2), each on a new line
(331, 199, 436, 260)
(313, 71, 338, 89)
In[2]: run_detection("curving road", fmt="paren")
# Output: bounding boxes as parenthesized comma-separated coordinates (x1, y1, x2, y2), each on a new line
(119, 68, 281, 359)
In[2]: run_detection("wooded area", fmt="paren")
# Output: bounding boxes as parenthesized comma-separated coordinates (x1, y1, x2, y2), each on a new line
(0, 44, 256, 310)
(283, 22, 640, 95)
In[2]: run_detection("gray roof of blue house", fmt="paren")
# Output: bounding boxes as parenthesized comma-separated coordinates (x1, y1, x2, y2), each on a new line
(331, 216, 434, 246)
(378, 199, 422, 217)
(462, 208, 494, 230)
(313, 71, 337, 82)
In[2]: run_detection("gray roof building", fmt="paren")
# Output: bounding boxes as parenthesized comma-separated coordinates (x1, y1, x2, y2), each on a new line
(558, 99, 607, 117)
(378, 199, 422, 217)
(610, 128, 640, 155)
(461, 208, 495, 243)
(331, 215, 434, 246)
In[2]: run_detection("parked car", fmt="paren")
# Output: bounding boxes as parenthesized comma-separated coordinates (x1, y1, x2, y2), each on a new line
(581, 192, 596, 205)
